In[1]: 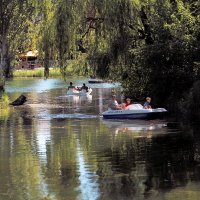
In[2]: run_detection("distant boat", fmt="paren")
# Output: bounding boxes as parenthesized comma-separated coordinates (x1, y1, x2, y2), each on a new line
(102, 104, 167, 119)
(88, 77, 112, 84)
(88, 77, 105, 84)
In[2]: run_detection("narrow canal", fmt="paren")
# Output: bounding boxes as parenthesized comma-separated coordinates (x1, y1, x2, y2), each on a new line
(0, 78, 200, 200)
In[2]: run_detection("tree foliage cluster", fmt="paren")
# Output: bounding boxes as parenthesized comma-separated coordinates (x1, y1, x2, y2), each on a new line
(0, 0, 37, 80)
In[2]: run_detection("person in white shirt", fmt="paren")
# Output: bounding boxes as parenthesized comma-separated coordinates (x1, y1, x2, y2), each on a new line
(109, 95, 124, 110)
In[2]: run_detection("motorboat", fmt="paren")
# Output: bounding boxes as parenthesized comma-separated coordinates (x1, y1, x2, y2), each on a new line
(88, 77, 113, 84)
(88, 77, 105, 84)
(102, 104, 167, 119)
(67, 88, 92, 96)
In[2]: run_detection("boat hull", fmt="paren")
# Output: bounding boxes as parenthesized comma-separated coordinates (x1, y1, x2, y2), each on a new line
(67, 88, 92, 96)
(102, 108, 167, 120)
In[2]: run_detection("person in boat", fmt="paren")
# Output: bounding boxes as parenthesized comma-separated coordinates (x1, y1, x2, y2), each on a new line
(90, 75, 95, 79)
(124, 98, 132, 109)
(81, 83, 89, 92)
(144, 97, 152, 109)
(68, 82, 75, 90)
(109, 95, 124, 110)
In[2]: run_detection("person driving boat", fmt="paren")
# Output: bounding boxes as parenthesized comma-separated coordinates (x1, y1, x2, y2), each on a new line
(144, 97, 152, 109)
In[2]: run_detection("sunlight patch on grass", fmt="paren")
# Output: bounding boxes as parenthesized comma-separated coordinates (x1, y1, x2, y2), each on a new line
(13, 67, 62, 77)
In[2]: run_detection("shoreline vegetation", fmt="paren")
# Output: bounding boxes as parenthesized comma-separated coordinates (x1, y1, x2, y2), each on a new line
(0, 93, 10, 120)
(0, 93, 9, 109)
(13, 67, 61, 77)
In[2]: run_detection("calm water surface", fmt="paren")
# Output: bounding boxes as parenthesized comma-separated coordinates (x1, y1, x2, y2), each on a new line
(0, 78, 200, 200)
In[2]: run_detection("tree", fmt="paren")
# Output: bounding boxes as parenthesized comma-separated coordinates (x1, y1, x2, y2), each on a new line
(115, 0, 200, 107)
(0, 0, 35, 89)
(36, 0, 58, 78)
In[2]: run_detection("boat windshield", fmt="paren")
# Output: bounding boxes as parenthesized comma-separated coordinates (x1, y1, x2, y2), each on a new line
(126, 104, 143, 110)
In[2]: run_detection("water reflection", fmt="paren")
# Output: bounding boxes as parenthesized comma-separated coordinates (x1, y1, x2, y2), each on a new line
(1, 78, 200, 200)
(79, 95, 93, 104)
(36, 119, 51, 163)
(102, 119, 167, 136)
(76, 141, 100, 200)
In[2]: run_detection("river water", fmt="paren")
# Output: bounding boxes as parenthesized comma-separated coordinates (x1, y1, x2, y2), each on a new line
(0, 78, 200, 200)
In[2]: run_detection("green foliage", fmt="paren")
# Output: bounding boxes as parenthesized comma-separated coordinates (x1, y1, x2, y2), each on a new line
(180, 81, 200, 123)
(116, 0, 200, 107)
(0, 93, 9, 109)
(13, 68, 61, 77)
(0, 93, 10, 121)
(0, 0, 37, 80)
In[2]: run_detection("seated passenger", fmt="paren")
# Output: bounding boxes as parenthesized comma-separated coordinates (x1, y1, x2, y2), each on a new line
(90, 75, 95, 79)
(124, 98, 132, 109)
(109, 95, 124, 110)
(81, 83, 89, 92)
(143, 97, 152, 109)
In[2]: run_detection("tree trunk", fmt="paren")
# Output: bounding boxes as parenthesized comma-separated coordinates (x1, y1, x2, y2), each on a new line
(0, 77, 5, 91)
(0, 61, 5, 91)
(0, 36, 12, 80)
(140, 7, 154, 45)
(44, 58, 50, 78)
(4, 55, 13, 78)
(0, 38, 7, 90)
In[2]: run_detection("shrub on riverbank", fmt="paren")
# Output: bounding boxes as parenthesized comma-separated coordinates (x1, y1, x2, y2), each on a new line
(0, 93, 9, 109)
(0, 94, 10, 120)
(13, 68, 61, 77)
(179, 81, 200, 123)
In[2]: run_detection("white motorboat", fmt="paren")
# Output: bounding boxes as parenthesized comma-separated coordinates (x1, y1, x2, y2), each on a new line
(67, 88, 92, 96)
(88, 77, 105, 84)
(102, 104, 167, 119)
(88, 77, 112, 84)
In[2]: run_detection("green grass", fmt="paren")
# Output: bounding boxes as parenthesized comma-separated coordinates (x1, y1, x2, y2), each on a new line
(0, 94, 12, 120)
(0, 93, 9, 109)
(13, 67, 62, 77)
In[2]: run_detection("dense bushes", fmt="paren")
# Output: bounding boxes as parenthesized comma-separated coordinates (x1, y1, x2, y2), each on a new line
(180, 81, 200, 123)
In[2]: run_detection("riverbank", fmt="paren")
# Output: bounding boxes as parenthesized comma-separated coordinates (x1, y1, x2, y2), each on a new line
(0, 93, 9, 109)
(0, 93, 10, 120)
(13, 67, 61, 77)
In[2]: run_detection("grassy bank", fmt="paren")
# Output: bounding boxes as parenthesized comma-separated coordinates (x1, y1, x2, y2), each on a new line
(0, 94, 11, 120)
(0, 93, 9, 109)
(13, 67, 61, 77)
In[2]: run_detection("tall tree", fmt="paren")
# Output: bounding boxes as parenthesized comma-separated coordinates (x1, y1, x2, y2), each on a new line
(122, 0, 200, 105)
(0, 0, 35, 89)
(54, 0, 89, 76)
(36, 0, 57, 78)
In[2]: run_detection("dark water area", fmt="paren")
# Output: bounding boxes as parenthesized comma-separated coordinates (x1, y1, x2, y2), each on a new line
(0, 78, 200, 200)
